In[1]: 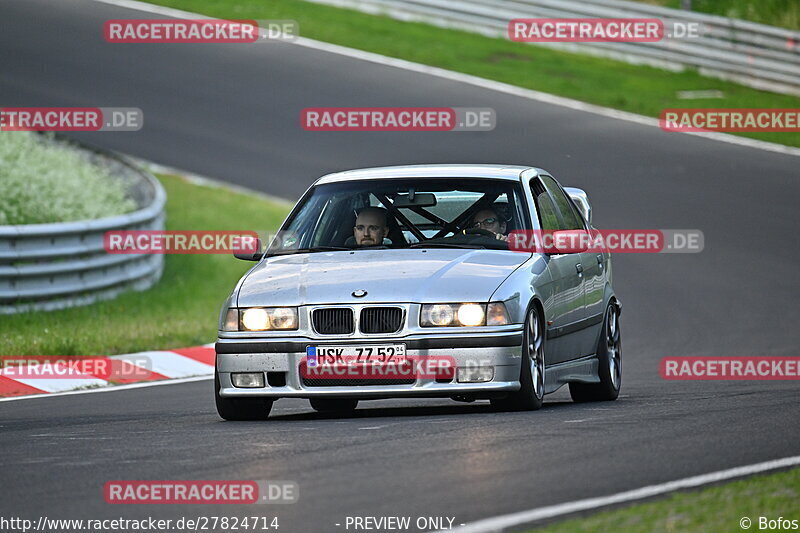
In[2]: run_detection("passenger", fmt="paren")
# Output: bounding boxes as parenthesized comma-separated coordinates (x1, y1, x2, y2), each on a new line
(471, 207, 508, 241)
(353, 206, 389, 247)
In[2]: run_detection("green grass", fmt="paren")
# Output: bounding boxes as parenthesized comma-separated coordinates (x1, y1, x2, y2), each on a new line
(0, 174, 290, 356)
(635, 0, 800, 30)
(142, 0, 800, 148)
(0, 132, 136, 225)
(530, 467, 800, 533)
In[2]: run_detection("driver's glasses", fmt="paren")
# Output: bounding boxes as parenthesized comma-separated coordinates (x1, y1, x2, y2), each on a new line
(472, 217, 498, 228)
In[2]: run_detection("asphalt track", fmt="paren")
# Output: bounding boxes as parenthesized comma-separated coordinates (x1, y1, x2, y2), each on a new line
(2, 0, 800, 531)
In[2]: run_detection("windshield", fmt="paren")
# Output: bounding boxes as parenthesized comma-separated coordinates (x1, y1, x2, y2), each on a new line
(267, 178, 531, 256)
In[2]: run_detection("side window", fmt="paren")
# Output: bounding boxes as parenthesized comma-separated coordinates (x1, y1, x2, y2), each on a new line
(530, 178, 561, 231)
(540, 175, 583, 230)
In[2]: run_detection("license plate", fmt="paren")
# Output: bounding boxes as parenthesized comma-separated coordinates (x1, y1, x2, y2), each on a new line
(306, 344, 406, 367)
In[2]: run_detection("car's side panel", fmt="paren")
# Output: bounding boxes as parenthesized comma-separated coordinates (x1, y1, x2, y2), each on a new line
(541, 254, 587, 364)
(487, 253, 545, 323)
(521, 169, 591, 364)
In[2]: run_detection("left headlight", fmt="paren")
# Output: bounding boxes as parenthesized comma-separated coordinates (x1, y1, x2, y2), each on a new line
(222, 307, 299, 331)
(420, 302, 510, 327)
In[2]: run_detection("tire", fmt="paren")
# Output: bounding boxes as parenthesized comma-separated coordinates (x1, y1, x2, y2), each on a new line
(215, 370, 273, 420)
(569, 303, 621, 402)
(491, 306, 545, 411)
(310, 398, 359, 413)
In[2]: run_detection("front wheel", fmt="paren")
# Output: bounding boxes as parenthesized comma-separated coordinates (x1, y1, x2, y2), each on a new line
(569, 303, 621, 402)
(215, 370, 273, 420)
(491, 306, 545, 411)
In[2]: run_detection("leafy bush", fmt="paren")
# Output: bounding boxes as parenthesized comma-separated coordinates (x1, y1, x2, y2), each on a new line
(0, 132, 136, 225)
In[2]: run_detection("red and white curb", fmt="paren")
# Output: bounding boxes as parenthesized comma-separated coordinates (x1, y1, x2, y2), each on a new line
(0, 344, 215, 399)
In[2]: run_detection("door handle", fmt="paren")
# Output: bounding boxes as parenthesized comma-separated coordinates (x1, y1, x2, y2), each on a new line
(576, 263, 583, 275)
(597, 254, 604, 269)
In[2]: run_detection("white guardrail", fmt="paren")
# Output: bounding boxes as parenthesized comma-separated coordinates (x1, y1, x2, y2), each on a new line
(0, 138, 166, 314)
(307, 0, 800, 96)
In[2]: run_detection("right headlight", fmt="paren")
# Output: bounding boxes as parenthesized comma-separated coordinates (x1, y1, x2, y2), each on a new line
(420, 302, 510, 327)
(221, 307, 299, 331)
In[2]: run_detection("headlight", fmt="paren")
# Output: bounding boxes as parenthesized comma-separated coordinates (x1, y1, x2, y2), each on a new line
(421, 304, 456, 326)
(269, 307, 298, 330)
(420, 303, 510, 327)
(241, 308, 270, 331)
(222, 307, 299, 331)
(418, 303, 476, 327)
(223, 308, 239, 331)
(457, 303, 485, 326)
(486, 302, 510, 326)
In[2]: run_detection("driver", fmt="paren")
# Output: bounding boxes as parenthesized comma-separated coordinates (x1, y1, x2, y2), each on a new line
(471, 207, 508, 241)
(353, 207, 389, 247)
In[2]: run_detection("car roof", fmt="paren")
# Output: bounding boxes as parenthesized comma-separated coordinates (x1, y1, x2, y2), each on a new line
(315, 164, 544, 185)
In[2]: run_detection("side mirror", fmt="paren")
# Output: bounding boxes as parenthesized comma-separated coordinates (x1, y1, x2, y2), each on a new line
(564, 187, 592, 226)
(234, 237, 263, 261)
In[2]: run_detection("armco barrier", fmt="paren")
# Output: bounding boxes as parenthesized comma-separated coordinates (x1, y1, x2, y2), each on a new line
(0, 137, 166, 314)
(307, 0, 800, 96)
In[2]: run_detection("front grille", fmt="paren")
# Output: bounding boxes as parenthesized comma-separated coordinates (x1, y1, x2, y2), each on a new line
(300, 360, 416, 386)
(312, 307, 354, 335)
(359, 307, 404, 334)
(301, 377, 416, 386)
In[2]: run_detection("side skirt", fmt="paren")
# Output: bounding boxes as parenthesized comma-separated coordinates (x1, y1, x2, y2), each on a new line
(544, 354, 600, 394)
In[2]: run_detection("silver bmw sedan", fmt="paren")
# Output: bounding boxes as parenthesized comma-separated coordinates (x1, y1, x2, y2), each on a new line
(214, 165, 621, 420)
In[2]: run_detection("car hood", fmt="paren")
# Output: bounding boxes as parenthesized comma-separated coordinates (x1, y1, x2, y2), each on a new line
(236, 249, 531, 306)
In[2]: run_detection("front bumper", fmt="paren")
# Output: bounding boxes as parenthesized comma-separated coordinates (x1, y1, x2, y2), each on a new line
(216, 330, 523, 399)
